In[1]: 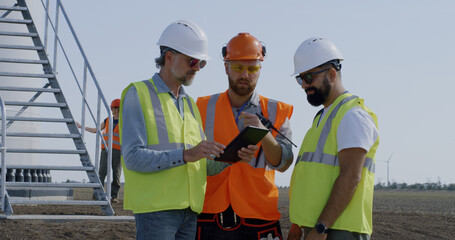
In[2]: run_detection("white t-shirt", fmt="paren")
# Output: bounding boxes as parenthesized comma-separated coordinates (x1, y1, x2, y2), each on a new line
(320, 106, 379, 153)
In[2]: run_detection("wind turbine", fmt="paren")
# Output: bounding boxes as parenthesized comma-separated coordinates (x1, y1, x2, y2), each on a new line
(384, 150, 395, 187)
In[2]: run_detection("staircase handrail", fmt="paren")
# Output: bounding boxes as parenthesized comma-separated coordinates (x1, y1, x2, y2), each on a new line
(0, 96, 7, 212)
(36, 0, 113, 199)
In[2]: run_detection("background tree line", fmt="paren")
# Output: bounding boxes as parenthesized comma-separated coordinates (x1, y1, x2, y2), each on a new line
(375, 180, 455, 190)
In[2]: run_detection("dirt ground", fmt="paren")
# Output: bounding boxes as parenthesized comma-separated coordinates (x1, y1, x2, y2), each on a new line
(1, 188, 454, 239)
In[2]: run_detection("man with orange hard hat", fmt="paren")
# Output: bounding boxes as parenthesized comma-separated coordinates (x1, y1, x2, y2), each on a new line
(77, 98, 122, 203)
(196, 33, 294, 240)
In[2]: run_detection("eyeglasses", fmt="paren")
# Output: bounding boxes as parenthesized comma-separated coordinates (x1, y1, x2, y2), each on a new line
(188, 58, 206, 69)
(165, 48, 206, 69)
(228, 63, 261, 74)
(295, 68, 331, 85)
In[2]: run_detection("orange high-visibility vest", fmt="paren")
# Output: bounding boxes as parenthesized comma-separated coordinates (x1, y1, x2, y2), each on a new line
(197, 91, 293, 220)
(102, 118, 121, 150)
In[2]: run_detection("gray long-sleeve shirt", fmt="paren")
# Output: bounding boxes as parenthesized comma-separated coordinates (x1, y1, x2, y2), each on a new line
(121, 73, 229, 175)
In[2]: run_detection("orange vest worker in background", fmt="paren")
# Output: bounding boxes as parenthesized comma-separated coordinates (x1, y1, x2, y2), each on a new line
(196, 33, 294, 240)
(77, 99, 122, 203)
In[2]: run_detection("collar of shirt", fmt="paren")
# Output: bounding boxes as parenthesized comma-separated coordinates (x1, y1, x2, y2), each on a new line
(241, 91, 260, 108)
(231, 91, 261, 130)
(152, 73, 187, 99)
(231, 91, 261, 115)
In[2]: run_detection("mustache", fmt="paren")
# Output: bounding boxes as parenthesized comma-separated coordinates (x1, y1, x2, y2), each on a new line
(305, 87, 317, 94)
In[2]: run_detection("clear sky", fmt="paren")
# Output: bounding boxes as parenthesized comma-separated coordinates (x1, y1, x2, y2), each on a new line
(20, 0, 455, 186)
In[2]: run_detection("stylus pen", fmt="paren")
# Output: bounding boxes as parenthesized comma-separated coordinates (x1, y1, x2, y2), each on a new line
(255, 113, 298, 148)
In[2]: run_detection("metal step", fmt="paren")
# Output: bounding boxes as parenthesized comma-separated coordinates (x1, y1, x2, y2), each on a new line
(4, 101, 67, 108)
(0, 6, 28, 11)
(1, 132, 80, 138)
(6, 182, 99, 188)
(0, 0, 115, 217)
(3, 116, 72, 122)
(0, 31, 37, 37)
(0, 44, 44, 50)
(6, 148, 86, 154)
(0, 58, 48, 64)
(0, 72, 54, 78)
(0, 86, 61, 92)
(0, 18, 32, 24)
(8, 199, 109, 206)
(6, 165, 94, 171)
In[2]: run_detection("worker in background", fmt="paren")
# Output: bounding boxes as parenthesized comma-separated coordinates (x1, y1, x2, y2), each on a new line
(196, 32, 294, 240)
(287, 37, 379, 240)
(76, 98, 122, 204)
(119, 20, 257, 239)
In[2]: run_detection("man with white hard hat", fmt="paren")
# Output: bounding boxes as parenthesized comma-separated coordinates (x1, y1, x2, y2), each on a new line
(119, 20, 256, 239)
(288, 37, 379, 240)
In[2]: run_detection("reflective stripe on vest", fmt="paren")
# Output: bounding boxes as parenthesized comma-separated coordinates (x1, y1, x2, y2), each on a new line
(295, 152, 375, 174)
(197, 91, 293, 220)
(295, 95, 375, 174)
(142, 79, 205, 145)
(120, 78, 206, 214)
(102, 119, 120, 150)
(289, 93, 379, 235)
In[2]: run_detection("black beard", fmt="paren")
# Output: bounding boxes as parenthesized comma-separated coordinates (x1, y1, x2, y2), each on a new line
(306, 77, 331, 106)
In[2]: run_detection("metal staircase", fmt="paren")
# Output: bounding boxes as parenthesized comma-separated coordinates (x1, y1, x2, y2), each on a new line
(0, 0, 115, 216)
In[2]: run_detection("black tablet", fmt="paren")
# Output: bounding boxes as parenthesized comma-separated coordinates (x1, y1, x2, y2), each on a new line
(214, 126, 269, 163)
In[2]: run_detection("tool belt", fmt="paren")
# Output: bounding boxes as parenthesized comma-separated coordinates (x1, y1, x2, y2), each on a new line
(198, 205, 274, 230)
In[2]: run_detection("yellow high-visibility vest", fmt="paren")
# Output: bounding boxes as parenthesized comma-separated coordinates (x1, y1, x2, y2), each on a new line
(119, 78, 206, 214)
(289, 93, 379, 234)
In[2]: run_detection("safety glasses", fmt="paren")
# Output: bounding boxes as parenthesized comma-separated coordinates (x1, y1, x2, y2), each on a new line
(188, 58, 206, 69)
(229, 63, 261, 74)
(295, 68, 331, 85)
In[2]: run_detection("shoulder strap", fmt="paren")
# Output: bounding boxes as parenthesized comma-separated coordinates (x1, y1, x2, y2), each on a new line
(313, 108, 324, 121)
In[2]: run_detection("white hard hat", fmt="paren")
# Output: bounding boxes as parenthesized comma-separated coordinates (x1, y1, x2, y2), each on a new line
(292, 37, 343, 76)
(157, 20, 210, 60)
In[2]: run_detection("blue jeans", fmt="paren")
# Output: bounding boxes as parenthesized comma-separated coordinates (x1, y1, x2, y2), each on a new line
(134, 208, 197, 240)
(303, 227, 370, 240)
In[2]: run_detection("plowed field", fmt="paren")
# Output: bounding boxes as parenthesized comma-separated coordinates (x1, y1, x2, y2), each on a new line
(1, 188, 454, 239)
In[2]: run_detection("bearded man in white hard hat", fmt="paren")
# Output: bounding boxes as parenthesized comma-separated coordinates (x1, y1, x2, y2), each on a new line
(288, 37, 379, 240)
(119, 20, 256, 239)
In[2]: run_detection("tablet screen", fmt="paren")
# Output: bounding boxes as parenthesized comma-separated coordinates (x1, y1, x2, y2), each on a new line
(215, 126, 269, 163)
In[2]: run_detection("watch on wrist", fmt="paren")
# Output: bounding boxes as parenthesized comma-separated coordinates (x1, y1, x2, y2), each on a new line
(315, 222, 329, 234)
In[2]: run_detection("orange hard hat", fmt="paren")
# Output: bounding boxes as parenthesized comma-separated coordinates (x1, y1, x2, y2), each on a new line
(111, 99, 120, 108)
(222, 33, 266, 61)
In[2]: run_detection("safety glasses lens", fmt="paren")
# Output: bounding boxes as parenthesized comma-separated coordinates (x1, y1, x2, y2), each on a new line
(296, 76, 303, 85)
(189, 59, 198, 67)
(199, 60, 206, 69)
(230, 64, 243, 72)
(230, 64, 261, 74)
(304, 74, 312, 82)
(296, 75, 310, 85)
(189, 59, 206, 69)
(296, 72, 318, 85)
(247, 65, 261, 73)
